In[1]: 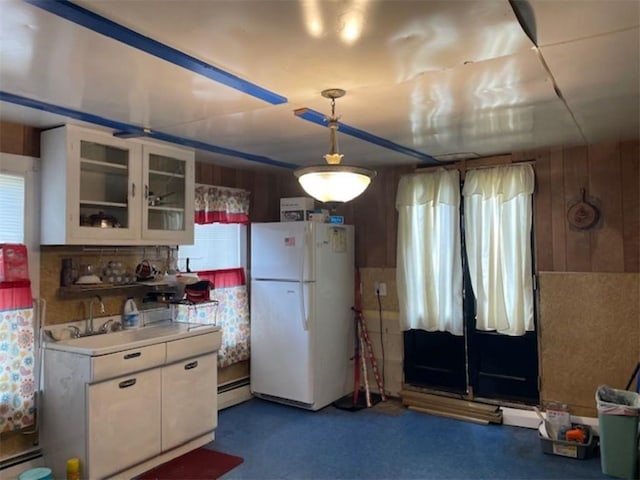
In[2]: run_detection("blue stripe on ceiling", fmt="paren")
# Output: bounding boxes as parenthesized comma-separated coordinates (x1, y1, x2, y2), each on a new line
(0, 91, 298, 169)
(294, 108, 441, 165)
(24, 0, 288, 106)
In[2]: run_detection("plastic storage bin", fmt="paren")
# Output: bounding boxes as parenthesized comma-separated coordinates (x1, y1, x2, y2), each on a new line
(596, 385, 640, 479)
(539, 423, 597, 459)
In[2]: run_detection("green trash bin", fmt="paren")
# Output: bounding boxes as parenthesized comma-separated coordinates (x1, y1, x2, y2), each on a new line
(596, 385, 640, 479)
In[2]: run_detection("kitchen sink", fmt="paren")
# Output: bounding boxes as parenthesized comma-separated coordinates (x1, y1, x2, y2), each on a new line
(45, 321, 219, 356)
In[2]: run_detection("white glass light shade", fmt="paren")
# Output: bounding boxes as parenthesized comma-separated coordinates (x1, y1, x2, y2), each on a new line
(295, 165, 376, 203)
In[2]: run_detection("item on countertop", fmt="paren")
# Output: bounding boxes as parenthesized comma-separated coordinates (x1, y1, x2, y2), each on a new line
(135, 259, 158, 281)
(123, 297, 141, 329)
(176, 272, 199, 285)
(184, 280, 212, 304)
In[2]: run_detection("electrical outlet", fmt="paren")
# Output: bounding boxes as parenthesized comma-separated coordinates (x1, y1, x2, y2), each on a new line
(374, 282, 387, 296)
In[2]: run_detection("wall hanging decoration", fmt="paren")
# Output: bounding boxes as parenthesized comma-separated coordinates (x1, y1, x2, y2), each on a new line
(567, 189, 600, 230)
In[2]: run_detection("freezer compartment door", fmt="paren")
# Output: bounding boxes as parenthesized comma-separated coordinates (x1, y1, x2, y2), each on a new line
(250, 280, 313, 404)
(251, 222, 314, 281)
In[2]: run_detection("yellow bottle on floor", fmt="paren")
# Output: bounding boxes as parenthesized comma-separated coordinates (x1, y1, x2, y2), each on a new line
(66, 458, 80, 480)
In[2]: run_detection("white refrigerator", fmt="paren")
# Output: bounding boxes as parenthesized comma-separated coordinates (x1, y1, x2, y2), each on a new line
(250, 221, 355, 410)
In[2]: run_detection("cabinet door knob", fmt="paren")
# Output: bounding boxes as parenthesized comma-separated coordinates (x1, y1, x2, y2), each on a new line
(184, 361, 198, 370)
(124, 352, 141, 359)
(118, 378, 137, 389)
(131, 182, 136, 198)
(144, 184, 149, 199)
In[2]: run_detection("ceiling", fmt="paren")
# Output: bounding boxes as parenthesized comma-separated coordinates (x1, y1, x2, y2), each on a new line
(1, 0, 638, 173)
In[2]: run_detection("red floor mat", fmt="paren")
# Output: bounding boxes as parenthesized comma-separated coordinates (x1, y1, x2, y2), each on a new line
(137, 448, 244, 480)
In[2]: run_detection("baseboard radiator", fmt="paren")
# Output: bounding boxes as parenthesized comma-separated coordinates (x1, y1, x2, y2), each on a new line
(400, 389, 503, 425)
(218, 377, 252, 410)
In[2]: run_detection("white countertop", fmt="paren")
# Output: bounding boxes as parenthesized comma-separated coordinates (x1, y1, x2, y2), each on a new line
(44, 320, 220, 357)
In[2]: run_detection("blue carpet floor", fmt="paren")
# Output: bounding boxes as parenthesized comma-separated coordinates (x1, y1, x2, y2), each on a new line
(210, 398, 606, 479)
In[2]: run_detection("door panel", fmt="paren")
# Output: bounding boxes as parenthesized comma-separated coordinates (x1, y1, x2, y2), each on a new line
(468, 330, 539, 403)
(251, 222, 313, 281)
(403, 330, 467, 394)
(87, 369, 161, 479)
(162, 353, 217, 450)
(250, 279, 313, 404)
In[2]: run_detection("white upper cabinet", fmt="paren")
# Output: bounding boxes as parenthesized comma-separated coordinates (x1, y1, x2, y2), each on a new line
(40, 125, 194, 245)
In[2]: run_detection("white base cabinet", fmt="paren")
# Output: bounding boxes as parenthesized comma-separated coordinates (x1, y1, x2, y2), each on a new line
(87, 369, 162, 479)
(162, 354, 217, 451)
(42, 328, 221, 479)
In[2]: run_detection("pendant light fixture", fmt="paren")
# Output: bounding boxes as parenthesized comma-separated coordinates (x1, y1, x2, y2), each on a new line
(295, 89, 376, 203)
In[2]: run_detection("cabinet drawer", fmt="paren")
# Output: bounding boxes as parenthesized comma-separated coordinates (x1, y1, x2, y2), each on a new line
(91, 343, 166, 382)
(166, 331, 221, 363)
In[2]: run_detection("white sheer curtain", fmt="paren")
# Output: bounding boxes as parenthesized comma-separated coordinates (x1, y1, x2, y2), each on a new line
(463, 164, 535, 336)
(396, 169, 463, 335)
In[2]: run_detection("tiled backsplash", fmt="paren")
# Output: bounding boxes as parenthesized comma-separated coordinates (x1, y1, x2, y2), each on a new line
(40, 245, 177, 325)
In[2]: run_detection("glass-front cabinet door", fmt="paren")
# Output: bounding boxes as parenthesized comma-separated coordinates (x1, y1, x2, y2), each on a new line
(141, 143, 194, 244)
(70, 131, 142, 242)
(40, 125, 195, 245)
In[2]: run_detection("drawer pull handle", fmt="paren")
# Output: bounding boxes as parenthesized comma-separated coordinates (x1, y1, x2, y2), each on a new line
(185, 361, 198, 370)
(119, 379, 136, 389)
(124, 352, 141, 359)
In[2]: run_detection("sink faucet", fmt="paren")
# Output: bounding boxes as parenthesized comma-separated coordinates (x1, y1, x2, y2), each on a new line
(67, 325, 81, 339)
(99, 318, 114, 333)
(88, 295, 105, 334)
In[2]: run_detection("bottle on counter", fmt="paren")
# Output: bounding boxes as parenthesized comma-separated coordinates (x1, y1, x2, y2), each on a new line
(123, 297, 141, 329)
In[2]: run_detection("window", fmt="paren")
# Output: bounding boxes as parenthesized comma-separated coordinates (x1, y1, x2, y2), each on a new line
(178, 223, 247, 272)
(0, 153, 40, 298)
(0, 153, 40, 460)
(0, 173, 25, 243)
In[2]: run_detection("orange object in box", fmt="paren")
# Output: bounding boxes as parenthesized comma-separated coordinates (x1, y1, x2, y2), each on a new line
(0, 244, 29, 281)
(565, 428, 587, 443)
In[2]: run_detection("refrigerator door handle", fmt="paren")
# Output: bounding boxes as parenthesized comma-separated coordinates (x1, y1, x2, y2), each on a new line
(300, 283, 309, 331)
(299, 225, 309, 330)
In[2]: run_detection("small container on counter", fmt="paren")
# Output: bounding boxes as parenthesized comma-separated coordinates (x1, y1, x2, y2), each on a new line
(123, 297, 141, 329)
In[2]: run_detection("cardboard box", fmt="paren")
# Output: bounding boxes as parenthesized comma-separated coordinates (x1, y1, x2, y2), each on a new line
(280, 197, 315, 222)
(0, 244, 29, 282)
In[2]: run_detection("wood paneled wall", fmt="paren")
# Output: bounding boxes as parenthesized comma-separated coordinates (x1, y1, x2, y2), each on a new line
(3, 120, 637, 274)
(0, 121, 40, 157)
(532, 141, 639, 273)
(197, 139, 640, 274)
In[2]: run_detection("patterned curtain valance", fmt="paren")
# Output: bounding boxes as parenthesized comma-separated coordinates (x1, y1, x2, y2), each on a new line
(194, 185, 250, 225)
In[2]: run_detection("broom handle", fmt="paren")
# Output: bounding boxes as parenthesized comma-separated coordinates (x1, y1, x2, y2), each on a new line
(359, 313, 387, 401)
(625, 362, 640, 391)
(358, 321, 371, 407)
